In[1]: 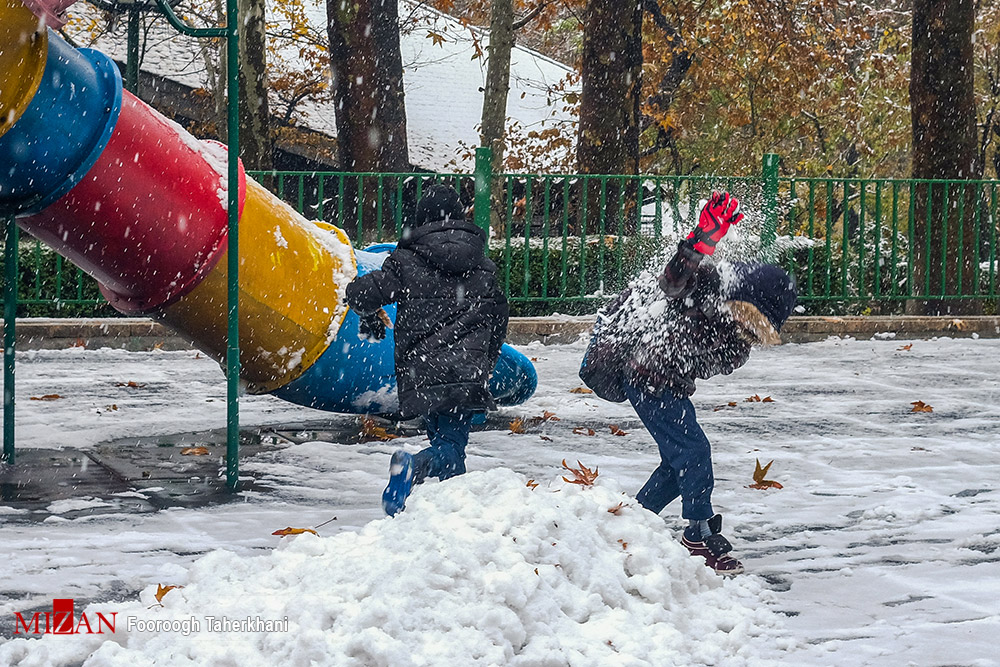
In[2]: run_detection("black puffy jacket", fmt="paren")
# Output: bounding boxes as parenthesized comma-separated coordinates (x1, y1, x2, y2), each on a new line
(345, 219, 509, 416)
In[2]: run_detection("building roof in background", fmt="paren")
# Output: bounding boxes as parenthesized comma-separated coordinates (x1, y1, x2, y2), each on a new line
(67, 0, 576, 172)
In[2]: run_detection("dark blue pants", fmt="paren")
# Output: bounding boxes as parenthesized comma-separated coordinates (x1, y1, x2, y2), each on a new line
(413, 412, 473, 483)
(625, 382, 714, 520)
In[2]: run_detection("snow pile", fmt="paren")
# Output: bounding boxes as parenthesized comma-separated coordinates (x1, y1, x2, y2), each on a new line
(1, 469, 786, 666)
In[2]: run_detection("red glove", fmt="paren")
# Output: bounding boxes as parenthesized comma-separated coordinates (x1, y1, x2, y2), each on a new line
(687, 192, 743, 256)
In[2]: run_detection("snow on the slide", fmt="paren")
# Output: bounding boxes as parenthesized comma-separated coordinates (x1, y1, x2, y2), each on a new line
(1, 337, 999, 665)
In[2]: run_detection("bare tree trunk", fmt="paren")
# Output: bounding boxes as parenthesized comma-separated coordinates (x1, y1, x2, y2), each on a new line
(237, 0, 273, 171)
(577, 0, 643, 235)
(327, 0, 410, 240)
(481, 0, 515, 237)
(909, 0, 981, 314)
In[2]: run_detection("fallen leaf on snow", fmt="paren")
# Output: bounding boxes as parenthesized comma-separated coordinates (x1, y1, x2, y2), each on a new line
(897, 344, 913, 351)
(272, 527, 318, 537)
(509, 418, 528, 434)
(609, 425, 628, 436)
(562, 459, 598, 486)
(607, 502, 625, 515)
(572, 427, 596, 436)
(30, 394, 63, 401)
(910, 400, 933, 413)
(115, 381, 146, 388)
(748, 458, 783, 490)
(569, 387, 594, 394)
(526, 479, 539, 490)
(361, 416, 400, 441)
(154, 584, 183, 604)
(180, 447, 210, 456)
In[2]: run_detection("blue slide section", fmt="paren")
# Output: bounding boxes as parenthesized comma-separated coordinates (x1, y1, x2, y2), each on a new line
(272, 246, 537, 415)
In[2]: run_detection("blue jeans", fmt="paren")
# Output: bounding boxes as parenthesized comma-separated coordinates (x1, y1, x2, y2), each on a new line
(413, 412, 473, 483)
(625, 383, 714, 520)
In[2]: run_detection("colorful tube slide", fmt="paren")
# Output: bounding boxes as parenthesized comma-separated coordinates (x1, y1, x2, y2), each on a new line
(0, 3, 536, 415)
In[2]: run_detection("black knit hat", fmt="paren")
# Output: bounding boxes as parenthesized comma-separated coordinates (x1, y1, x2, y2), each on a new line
(724, 263, 798, 331)
(415, 185, 466, 226)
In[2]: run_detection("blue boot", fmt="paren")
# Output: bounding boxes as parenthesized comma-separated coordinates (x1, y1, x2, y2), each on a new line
(382, 450, 415, 516)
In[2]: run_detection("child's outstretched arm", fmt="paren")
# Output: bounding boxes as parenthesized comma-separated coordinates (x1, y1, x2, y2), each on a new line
(345, 256, 405, 341)
(658, 192, 743, 299)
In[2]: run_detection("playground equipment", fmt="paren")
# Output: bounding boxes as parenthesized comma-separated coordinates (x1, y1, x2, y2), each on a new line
(0, 6, 536, 417)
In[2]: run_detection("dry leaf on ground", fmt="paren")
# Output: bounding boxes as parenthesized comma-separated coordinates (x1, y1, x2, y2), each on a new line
(180, 447, 210, 456)
(562, 459, 599, 486)
(911, 400, 933, 413)
(572, 427, 596, 436)
(609, 425, 628, 436)
(29, 394, 63, 401)
(607, 502, 625, 515)
(272, 527, 318, 537)
(748, 458, 784, 490)
(154, 584, 183, 604)
(570, 387, 594, 394)
(361, 416, 400, 441)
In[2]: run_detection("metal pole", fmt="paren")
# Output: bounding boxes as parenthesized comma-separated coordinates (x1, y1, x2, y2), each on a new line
(762, 153, 780, 262)
(224, 0, 240, 491)
(3, 217, 18, 464)
(474, 146, 493, 243)
(125, 4, 141, 93)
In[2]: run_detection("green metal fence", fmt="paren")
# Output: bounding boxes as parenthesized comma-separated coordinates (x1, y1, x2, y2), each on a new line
(3, 158, 998, 317)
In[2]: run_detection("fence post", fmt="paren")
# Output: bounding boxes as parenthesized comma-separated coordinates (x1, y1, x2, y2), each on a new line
(3, 217, 17, 464)
(762, 153, 779, 262)
(474, 146, 493, 246)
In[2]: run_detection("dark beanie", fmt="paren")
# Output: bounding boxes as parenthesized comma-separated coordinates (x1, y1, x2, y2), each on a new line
(724, 263, 798, 331)
(415, 185, 466, 226)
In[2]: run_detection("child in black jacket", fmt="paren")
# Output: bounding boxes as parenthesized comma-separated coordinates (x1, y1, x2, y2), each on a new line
(346, 185, 508, 516)
(580, 192, 796, 574)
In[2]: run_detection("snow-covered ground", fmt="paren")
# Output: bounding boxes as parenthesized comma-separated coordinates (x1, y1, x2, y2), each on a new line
(1, 337, 999, 665)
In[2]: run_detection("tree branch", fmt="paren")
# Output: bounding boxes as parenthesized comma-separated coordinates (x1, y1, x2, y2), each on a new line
(513, 1, 548, 31)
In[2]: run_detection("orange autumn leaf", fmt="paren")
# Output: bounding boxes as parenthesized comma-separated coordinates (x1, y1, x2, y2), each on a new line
(607, 502, 625, 515)
(154, 584, 183, 604)
(116, 381, 146, 388)
(30, 394, 63, 401)
(713, 401, 739, 412)
(526, 479, 539, 490)
(897, 344, 913, 351)
(618, 539, 628, 550)
(572, 427, 596, 436)
(180, 447, 210, 456)
(745, 394, 774, 403)
(361, 416, 400, 441)
(910, 400, 933, 413)
(569, 387, 594, 394)
(562, 459, 599, 486)
(509, 417, 528, 434)
(541, 411, 561, 422)
(271, 527, 318, 537)
(609, 425, 628, 436)
(748, 458, 784, 490)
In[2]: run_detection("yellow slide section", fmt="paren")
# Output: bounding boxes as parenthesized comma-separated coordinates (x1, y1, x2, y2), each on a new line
(0, 0, 48, 139)
(159, 178, 356, 394)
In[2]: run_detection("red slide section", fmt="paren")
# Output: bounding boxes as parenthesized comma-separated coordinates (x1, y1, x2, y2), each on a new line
(20, 91, 247, 314)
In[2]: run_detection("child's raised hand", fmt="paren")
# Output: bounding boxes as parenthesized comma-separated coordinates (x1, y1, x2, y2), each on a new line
(688, 192, 743, 256)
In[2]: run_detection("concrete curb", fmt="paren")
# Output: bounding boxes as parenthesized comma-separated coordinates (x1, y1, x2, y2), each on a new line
(2, 315, 999, 351)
